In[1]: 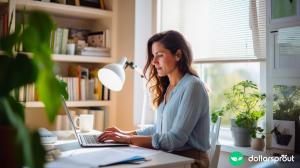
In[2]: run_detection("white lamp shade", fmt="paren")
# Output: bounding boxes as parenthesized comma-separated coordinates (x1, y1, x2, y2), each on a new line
(98, 63, 125, 91)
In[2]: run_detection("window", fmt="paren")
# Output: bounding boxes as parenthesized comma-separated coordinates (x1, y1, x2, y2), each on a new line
(194, 63, 260, 126)
(135, 0, 266, 130)
(157, 0, 266, 128)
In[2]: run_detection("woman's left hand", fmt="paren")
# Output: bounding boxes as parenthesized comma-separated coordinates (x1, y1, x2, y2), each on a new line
(97, 131, 131, 144)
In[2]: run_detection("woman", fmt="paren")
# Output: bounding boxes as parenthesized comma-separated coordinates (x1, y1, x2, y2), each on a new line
(98, 30, 210, 168)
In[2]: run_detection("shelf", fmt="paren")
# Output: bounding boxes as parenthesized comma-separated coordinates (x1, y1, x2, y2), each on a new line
(52, 54, 113, 63)
(24, 100, 112, 108)
(16, 0, 112, 20)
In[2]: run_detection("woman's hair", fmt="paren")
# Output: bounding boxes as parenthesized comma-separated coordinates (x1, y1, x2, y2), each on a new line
(143, 30, 198, 108)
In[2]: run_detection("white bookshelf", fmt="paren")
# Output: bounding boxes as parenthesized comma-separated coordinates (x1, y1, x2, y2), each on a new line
(52, 54, 113, 63)
(8, 0, 118, 128)
(15, 0, 112, 19)
(24, 100, 112, 108)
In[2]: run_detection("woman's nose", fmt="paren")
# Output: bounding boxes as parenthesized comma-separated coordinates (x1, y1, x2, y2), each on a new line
(151, 57, 157, 65)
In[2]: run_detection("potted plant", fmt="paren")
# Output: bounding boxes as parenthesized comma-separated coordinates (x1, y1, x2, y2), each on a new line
(250, 126, 265, 151)
(0, 10, 67, 168)
(222, 80, 266, 147)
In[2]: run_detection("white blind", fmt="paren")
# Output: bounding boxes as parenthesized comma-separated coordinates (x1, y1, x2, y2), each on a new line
(160, 0, 266, 59)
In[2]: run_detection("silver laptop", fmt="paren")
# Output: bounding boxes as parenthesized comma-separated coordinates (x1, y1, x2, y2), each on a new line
(62, 97, 128, 147)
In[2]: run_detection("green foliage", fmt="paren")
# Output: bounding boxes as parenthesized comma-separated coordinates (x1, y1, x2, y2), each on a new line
(0, 11, 68, 168)
(211, 108, 224, 123)
(273, 85, 300, 121)
(222, 80, 266, 135)
(250, 126, 265, 139)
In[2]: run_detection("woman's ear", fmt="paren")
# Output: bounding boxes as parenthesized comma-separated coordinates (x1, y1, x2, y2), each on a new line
(175, 49, 182, 61)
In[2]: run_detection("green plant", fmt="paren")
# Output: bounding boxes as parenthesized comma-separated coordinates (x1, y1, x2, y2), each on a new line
(0, 10, 67, 168)
(273, 85, 300, 121)
(211, 108, 224, 123)
(223, 80, 266, 132)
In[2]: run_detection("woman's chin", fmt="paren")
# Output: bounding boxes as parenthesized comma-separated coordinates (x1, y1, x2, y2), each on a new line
(157, 73, 166, 77)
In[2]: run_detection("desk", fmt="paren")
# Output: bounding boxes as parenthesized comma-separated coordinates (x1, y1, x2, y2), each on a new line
(45, 140, 194, 168)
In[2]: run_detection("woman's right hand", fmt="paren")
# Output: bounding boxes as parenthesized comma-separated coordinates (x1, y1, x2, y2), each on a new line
(104, 126, 136, 135)
(104, 126, 124, 134)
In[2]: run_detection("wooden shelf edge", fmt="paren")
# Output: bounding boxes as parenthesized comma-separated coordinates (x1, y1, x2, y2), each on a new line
(16, 0, 112, 19)
(52, 54, 113, 63)
(24, 100, 112, 108)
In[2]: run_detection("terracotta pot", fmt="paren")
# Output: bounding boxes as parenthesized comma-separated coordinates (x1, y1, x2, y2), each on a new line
(251, 138, 265, 151)
(0, 126, 21, 168)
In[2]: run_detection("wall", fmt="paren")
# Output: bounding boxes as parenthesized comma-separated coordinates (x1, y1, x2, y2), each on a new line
(114, 0, 136, 130)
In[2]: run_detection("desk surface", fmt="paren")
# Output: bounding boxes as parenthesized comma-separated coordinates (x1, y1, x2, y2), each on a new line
(46, 140, 194, 168)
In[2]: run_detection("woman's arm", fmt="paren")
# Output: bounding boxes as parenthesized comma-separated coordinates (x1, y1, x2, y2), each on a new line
(130, 136, 152, 148)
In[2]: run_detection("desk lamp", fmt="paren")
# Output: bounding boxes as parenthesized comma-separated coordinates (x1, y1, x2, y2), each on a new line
(98, 57, 144, 91)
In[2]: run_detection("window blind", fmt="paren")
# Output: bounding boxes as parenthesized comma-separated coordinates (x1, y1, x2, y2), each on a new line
(160, 0, 266, 60)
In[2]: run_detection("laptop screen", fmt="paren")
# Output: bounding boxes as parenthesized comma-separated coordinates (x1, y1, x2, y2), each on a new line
(61, 96, 80, 141)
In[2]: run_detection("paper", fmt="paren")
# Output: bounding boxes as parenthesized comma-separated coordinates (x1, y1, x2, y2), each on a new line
(46, 148, 146, 167)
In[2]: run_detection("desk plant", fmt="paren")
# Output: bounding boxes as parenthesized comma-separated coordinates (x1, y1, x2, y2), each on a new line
(0, 11, 67, 168)
(222, 80, 266, 147)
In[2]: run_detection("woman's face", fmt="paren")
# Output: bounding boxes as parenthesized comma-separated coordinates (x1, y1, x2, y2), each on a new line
(151, 42, 178, 77)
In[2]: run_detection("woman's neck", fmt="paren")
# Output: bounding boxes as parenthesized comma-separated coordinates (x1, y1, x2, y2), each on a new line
(168, 70, 184, 87)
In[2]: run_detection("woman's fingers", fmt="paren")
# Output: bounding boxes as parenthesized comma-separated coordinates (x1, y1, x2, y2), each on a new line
(97, 131, 113, 141)
(97, 131, 129, 143)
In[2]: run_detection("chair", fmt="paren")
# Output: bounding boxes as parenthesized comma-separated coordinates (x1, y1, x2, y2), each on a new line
(209, 116, 221, 168)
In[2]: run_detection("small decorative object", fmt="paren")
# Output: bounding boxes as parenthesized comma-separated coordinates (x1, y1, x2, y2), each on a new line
(87, 32, 104, 48)
(250, 126, 265, 151)
(271, 120, 295, 151)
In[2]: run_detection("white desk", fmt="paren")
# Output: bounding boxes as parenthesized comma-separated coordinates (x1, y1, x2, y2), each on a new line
(46, 140, 194, 168)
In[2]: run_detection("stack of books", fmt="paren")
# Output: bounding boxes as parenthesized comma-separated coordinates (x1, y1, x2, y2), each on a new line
(81, 47, 110, 57)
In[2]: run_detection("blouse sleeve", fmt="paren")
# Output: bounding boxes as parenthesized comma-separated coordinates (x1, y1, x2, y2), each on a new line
(136, 124, 156, 136)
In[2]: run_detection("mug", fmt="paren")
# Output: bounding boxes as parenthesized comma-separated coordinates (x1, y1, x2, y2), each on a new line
(74, 114, 94, 132)
(67, 43, 76, 55)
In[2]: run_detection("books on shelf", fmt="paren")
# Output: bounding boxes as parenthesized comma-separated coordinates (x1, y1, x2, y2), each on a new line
(50, 27, 111, 57)
(18, 65, 110, 102)
(81, 47, 110, 57)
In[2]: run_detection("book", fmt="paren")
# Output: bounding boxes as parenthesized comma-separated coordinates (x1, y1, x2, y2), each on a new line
(61, 28, 69, 54)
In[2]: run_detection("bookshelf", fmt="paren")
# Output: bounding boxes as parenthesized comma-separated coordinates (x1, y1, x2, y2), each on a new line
(52, 54, 113, 63)
(15, 0, 113, 20)
(6, 0, 118, 130)
(24, 100, 112, 108)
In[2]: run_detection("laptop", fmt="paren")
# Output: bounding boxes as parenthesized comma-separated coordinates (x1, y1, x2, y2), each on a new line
(61, 97, 128, 147)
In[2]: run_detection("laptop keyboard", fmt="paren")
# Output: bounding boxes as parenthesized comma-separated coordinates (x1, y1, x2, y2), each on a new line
(82, 135, 99, 144)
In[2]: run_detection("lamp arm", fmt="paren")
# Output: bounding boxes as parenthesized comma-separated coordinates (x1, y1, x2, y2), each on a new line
(126, 61, 144, 78)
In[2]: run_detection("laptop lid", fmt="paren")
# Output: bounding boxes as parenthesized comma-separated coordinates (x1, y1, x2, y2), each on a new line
(61, 96, 83, 144)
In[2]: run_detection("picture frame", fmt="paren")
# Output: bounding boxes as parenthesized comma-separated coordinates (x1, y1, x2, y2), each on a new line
(79, 0, 103, 9)
(271, 120, 295, 151)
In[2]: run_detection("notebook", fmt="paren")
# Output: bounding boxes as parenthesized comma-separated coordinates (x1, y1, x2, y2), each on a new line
(61, 96, 128, 147)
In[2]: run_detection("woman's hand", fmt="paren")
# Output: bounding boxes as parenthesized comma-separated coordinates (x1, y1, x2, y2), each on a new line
(104, 126, 136, 135)
(97, 131, 131, 144)
(104, 126, 124, 134)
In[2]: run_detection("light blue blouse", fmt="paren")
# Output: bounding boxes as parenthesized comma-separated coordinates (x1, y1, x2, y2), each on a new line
(136, 73, 210, 152)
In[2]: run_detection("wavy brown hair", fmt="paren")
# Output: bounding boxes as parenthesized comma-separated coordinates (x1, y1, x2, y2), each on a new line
(144, 30, 198, 108)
